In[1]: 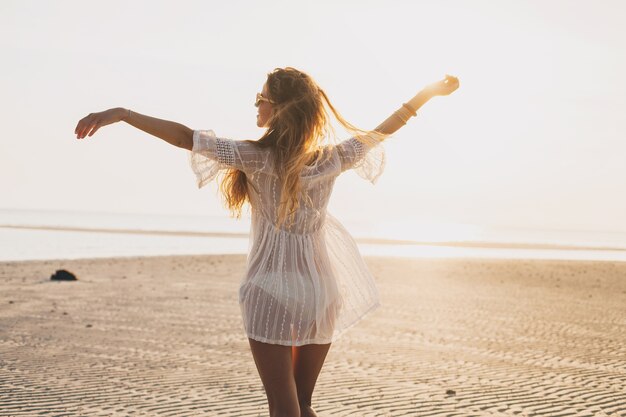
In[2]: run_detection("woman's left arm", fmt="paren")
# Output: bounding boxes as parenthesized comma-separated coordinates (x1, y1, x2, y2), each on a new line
(374, 75, 460, 135)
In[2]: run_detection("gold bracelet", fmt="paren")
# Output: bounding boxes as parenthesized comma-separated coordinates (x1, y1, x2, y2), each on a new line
(398, 105, 415, 122)
(402, 103, 417, 117)
(401, 106, 414, 119)
(393, 110, 409, 125)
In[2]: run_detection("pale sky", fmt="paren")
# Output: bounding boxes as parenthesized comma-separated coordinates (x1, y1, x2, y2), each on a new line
(2, 0, 625, 233)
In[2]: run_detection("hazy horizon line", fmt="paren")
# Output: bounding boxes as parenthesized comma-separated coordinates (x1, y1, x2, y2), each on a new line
(3, 224, 626, 253)
(3, 206, 626, 236)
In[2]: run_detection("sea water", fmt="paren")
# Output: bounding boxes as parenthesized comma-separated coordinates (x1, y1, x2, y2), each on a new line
(2, 208, 626, 262)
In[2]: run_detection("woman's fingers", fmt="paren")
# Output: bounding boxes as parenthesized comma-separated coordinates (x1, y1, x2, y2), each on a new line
(76, 109, 119, 139)
(443, 75, 459, 94)
(87, 119, 98, 136)
(75, 119, 85, 138)
(76, 122, 84, 139)
(88, 121, 100, 137)
(445, 75, 458, 85)
(77, 122, 87, 139)
(75, 114, 99, 139)
(76, 116, 88, 139)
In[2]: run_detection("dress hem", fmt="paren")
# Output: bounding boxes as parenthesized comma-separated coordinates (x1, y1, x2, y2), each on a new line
(242, 300, 381, 347)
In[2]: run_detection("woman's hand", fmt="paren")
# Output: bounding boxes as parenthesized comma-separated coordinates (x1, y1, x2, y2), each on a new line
(424, 75, 460, 97)
(75, 107, 127, 139)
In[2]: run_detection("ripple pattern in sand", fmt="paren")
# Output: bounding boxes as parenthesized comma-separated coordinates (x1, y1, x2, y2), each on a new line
(1, 255, 625, 416)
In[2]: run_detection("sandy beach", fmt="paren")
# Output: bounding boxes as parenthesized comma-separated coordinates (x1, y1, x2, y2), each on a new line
(1, 254, 625, 416)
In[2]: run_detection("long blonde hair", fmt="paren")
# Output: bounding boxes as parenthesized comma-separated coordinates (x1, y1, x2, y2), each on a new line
(221, 67, 369, 227)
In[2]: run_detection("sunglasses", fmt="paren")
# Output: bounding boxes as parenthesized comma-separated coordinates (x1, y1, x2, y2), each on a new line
(255, 93, 275, 107)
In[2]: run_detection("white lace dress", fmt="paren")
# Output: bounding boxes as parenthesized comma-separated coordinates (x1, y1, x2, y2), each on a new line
(189, 129, 386, 346)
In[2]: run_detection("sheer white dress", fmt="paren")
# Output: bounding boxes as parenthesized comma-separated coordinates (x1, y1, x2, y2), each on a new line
(189, 129, 387, 346)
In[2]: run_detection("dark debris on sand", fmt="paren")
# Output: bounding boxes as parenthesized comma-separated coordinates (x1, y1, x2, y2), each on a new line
(50, 269, 78, 281)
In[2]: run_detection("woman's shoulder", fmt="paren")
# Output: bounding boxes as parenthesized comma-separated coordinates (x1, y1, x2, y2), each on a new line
(299, 146, 342, 179)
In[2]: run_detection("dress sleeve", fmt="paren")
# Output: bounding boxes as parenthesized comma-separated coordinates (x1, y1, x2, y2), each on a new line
(334, 132, 388, 184)
(189, 129, 267, 188)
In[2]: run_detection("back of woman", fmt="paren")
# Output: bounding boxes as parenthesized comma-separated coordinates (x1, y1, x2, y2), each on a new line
(75, 66, 459, 417)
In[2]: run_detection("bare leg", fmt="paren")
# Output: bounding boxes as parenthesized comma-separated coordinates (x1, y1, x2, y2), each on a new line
(292, 343, 332, 417)
(248, 338, 301, 417)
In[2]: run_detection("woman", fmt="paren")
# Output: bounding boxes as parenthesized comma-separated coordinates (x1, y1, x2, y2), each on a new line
(75, 67, 459, 417)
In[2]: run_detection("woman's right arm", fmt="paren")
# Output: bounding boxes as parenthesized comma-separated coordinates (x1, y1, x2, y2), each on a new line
(75, 107, 193, 150)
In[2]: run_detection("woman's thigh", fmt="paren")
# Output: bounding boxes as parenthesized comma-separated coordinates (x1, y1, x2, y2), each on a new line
(292, 343, 332, 404)
(248, 338, 299, 410)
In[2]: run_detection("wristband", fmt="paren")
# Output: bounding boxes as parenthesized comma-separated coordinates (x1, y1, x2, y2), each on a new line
(402, 103, 417, 117)
(393, 109, 410, 125)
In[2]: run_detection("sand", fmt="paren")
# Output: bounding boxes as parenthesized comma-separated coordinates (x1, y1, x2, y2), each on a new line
(1, 254, 625, 416)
